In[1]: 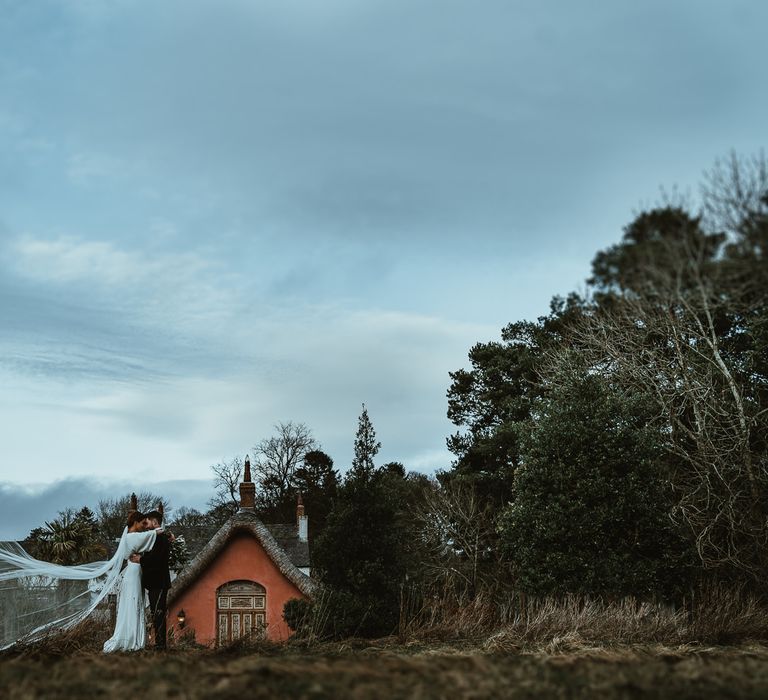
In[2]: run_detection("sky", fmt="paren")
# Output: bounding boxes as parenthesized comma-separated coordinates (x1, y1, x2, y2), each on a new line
(0, 0, 766, 539)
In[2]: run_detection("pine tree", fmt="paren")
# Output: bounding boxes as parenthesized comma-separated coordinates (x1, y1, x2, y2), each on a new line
(312, 406, 409, 637)
(351, 403, 381, 477)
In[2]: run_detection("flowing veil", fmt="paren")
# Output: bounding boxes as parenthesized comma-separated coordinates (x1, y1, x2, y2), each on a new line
(0, 527, 131, 649)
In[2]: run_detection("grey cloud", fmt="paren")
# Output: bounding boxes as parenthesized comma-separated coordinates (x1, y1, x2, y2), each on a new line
(0, 291, 165, 384)
(0, 0, 766, 531)
(0, 478, 214, 541)
(0, 257, 264, 385)
(7, 0, 764, 253)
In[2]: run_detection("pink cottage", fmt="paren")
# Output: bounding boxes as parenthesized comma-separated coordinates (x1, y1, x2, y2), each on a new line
(167, 458, 314, 644)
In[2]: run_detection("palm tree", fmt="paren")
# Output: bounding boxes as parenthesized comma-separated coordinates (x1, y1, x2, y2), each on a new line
(33, 510, 106, 565)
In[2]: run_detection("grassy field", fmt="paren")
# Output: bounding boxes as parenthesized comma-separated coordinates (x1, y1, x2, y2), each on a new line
(4, 638, 768, 699)
(5, 590, 768, 699)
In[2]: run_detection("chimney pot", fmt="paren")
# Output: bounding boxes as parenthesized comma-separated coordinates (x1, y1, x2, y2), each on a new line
(244, 455, 252, 482)
(239, 455, 256, 510)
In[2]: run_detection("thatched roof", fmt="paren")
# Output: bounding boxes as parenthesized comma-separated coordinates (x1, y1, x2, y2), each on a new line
(168, 509, 315, 604)
(171, 522, 310, 569)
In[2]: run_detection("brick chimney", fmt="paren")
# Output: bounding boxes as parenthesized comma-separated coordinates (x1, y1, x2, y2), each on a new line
(239, 455, 256, 510)
(297, 492, 308, 542)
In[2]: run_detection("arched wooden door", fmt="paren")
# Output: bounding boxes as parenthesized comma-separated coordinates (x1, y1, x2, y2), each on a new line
(216, 580, 266, 645)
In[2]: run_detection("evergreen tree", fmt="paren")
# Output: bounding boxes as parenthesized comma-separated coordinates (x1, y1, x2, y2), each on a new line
(292, 450, 339, 542)
(351, 403, 381, 477)
(497, 370, 695, 598)
(312, 406, 409, 637)
(445, 295, 585, 505)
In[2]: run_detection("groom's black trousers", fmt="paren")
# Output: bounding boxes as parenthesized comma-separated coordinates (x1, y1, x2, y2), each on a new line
(147, 587, 168, 649)
(141, 532, 171, 649)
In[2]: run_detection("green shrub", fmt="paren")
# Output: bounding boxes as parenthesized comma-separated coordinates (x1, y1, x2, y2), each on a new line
(498, 371, 695, 599)
(283, 598, 313, 633)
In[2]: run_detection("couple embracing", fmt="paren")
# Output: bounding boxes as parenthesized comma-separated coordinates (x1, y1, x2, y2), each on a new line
(0, 501, 173, 652)
(103, 508, 172, 652)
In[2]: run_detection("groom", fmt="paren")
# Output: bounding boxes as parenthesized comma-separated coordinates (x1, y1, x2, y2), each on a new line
(129, 509, 172, 649)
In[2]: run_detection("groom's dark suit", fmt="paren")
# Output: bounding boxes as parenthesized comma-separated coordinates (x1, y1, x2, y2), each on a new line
(139, 533, 171, 649)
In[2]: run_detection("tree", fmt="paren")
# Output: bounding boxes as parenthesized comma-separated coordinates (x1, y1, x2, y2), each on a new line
(313, 471, 410, 637)
(158, 502, 249, 558)
(204, 502, 239, 531)
(445, 295, 585, 505)
(498, 370, 694, 598)
(577, 197, 768, 581)
(168, 535, 190, 573)
(412, 478, 501, 599)
(168, 506, 208, 529)
(442, 149, 767, 591)
(25, 507, 107, 565)
(97, 492, 170, 540)
(312, 408, 410, 637)
(253, 422, 317, 521)
(208, 455, 244, 516)
(351, 404, 380, 478)
(701, 150, 768, 235)
(292, 450, 339, 541)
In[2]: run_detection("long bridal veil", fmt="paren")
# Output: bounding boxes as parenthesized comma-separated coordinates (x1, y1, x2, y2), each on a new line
(0, 527, 131, 649)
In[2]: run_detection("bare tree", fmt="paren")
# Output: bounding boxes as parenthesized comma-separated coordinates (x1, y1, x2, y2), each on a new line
(208, 455, 244, 512)
(97, 491, 170, 540)
(412, 478, 500, 598)
(552, 217, 768, 578)
(701, 150, 768, 234)
(253, 422, 317, 516)
(168, 506, 207, 529)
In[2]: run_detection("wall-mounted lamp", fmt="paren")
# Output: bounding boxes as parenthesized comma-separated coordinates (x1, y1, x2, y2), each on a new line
(177, 609, 186, 629)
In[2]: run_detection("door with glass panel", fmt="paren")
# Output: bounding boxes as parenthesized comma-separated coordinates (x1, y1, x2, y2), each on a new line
(216, 580, 266, 645)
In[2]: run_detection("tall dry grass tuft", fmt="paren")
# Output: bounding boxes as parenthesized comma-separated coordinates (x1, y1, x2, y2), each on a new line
(400, 582, 768, 651)
(484, 596, 686, 652)
(397, 586, 506, 642)
(686, 582, 768, 644)
(1, 617, 113, 659)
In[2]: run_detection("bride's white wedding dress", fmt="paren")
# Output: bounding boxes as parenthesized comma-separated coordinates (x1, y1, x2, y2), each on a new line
(0, 525, 161, 651)
(103, 529, 158, 653)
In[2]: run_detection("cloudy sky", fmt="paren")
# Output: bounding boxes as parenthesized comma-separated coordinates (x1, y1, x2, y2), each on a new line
(0, 0, 765, 539)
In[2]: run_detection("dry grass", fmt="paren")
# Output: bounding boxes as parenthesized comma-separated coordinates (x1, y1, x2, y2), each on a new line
(1, 618, 114, 659)
(5, 584, 766, 660)
(400, 583, 768, 651)
(3, 585, 768, 698)
(486, 589, 768, 652)
(3, 638, 768, 699)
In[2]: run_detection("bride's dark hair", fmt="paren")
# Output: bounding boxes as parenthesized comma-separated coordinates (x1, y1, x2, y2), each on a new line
(127, 511, 146, 528)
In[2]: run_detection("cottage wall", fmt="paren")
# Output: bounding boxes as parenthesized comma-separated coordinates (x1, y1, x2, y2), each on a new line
(168, 531, 306, 644)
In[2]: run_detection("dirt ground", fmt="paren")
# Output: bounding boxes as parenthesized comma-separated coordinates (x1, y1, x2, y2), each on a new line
(3, 641, 768, 699)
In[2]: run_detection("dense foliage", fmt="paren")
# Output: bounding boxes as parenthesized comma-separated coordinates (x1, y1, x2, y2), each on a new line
(445, 294, 585, 506)
(444, 153, 767, 592)
(311, 407, 420, 637)
(24, 507, 106, 565)
(497, 371, 695, 597)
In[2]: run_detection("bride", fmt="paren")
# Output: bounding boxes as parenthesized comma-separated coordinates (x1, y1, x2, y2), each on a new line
(103, 510, 162, 652)
(0, 509, 164, 652)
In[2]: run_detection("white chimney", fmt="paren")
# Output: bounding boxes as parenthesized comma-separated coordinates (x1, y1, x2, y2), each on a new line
(297, 492, 308, 542)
